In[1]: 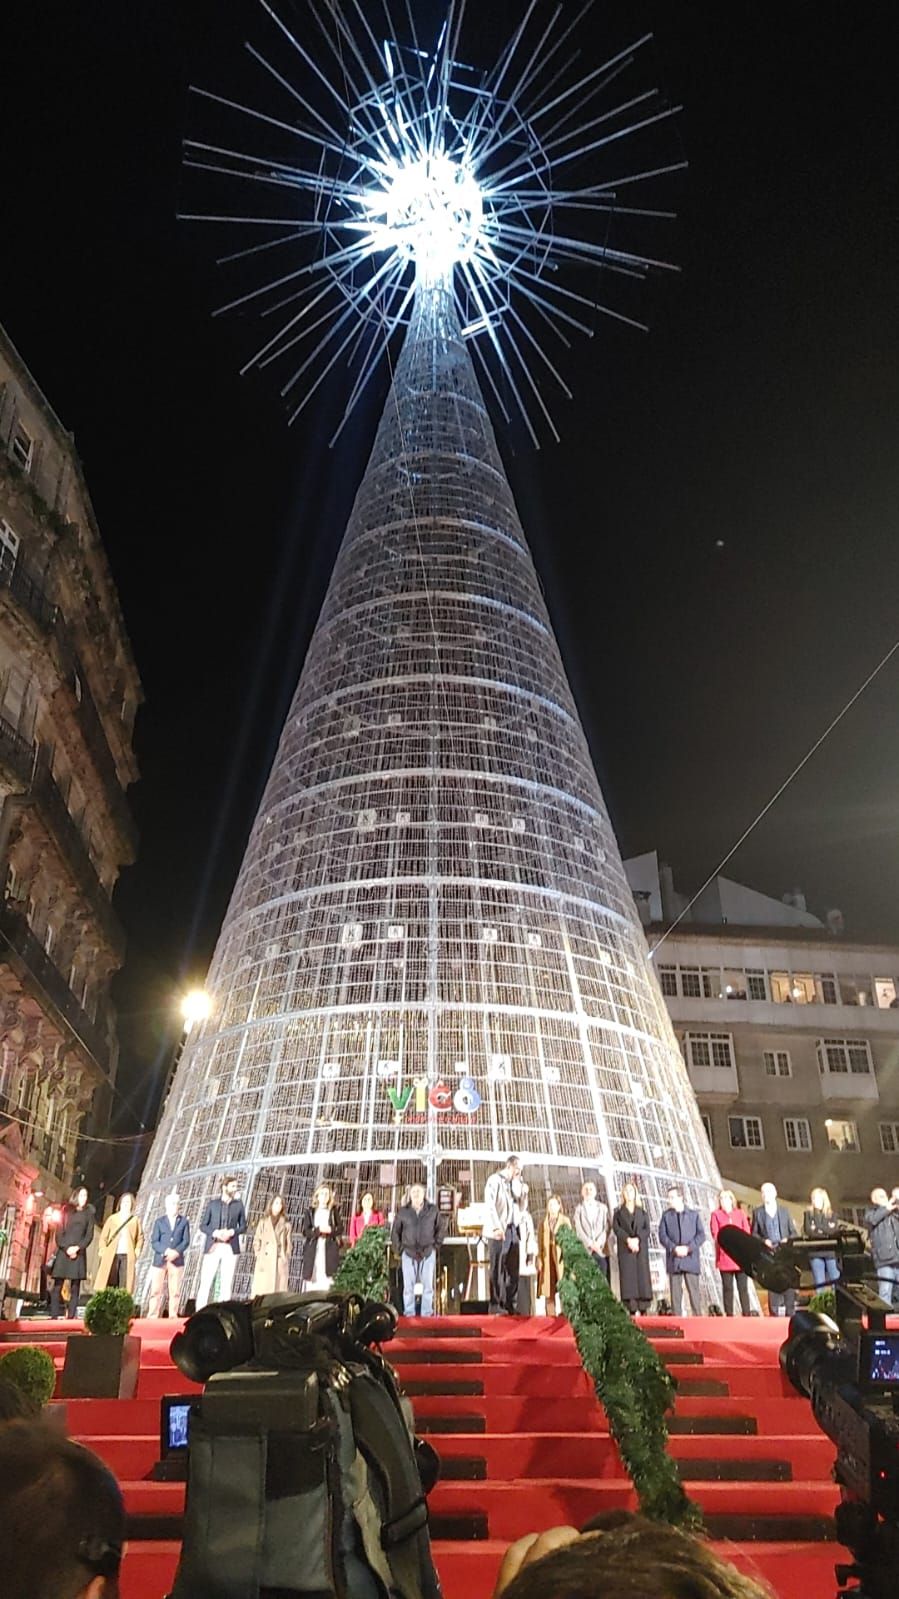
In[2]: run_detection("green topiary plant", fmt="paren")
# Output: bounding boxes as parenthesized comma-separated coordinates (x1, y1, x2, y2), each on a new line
(0, 1345, 57, 1409)
(332, 1224, 390, 1301)
(83, 1287, 138, 1337)
(557, 1226, 703, 1531)
(807, 1286, 836, 1318)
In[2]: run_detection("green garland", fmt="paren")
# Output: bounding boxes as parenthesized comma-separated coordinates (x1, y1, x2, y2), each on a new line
(557, 1226, 702, 1530)
(332, 1223, 390, 1301)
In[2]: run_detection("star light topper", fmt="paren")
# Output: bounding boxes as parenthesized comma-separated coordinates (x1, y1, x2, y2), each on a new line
(184, 1, 684, 444)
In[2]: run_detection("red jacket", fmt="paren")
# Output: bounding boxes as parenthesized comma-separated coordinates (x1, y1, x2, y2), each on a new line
(348, 1210, 385, 1245)
(710, 1206, 750, 1271)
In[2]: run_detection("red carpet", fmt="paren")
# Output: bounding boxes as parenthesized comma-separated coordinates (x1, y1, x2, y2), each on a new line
(1, 1314, 848, 1599)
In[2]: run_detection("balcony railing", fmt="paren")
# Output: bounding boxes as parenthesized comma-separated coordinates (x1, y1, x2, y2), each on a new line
(0, 550, 137, 854)
(0, 900, 112, 1080)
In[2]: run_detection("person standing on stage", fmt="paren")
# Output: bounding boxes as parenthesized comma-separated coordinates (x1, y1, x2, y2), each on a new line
(392, 1182, 445, 1316)
(348, 1190, 386, 1244)
(93, 1193, 144, 1295)
(612, 1182, 651, 1315)
(197, 1175, 247, 1309)
(659, 1187, 705, 1315)
(574, 1180, 610, 1280)
(252, 1194, 293, 1295)
(49, 1187, 95, 1320)
(538, 1195, 569, 1314)
(483, 1156, 522, 1315)
(709, 1189, 752, 1315)
(752, 1182, 798, 1316)
(803, 1188, 841, 1288)
(864, 1187, 899, 1307)
(147, 1188, 191, 1317)
(301, 1184, 342, 1290)
(514, 1181, 538, 1315)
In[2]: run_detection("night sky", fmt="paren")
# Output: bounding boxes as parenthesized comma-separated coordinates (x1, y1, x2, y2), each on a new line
(1, 3, 897, 1135)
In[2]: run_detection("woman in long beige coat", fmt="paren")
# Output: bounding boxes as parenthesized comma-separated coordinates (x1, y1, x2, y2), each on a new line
(93, 1193, 144, 1295)
(252, 1195, 293, 1294)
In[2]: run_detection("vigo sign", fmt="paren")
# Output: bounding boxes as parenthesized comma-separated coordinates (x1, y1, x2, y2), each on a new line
(386, 1075, 482, 1117)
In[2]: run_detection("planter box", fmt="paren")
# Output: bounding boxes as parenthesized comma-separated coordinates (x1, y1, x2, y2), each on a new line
(61, 1333, 141, 1399)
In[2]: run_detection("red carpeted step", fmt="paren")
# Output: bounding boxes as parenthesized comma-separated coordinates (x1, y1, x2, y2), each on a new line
(429, 1432, 834, 1481)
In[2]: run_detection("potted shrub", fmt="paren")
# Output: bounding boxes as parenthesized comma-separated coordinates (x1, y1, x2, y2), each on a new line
(61, 1287, 141, 1399)
(0, 1345, 57, 1412)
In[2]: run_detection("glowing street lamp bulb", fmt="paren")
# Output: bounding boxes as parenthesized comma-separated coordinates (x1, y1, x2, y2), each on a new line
(181, 989, 212, 1028)
(370, 153, 483, 272)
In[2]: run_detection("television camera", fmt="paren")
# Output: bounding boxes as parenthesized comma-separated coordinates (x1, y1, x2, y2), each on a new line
(719, 1224, 899, 1599)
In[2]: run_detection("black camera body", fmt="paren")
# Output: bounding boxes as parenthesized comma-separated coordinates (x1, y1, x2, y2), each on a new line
(167, 1292, 441, 1599)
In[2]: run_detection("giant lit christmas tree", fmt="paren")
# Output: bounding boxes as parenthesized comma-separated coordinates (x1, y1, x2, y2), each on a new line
(139, 2, 722, 1298)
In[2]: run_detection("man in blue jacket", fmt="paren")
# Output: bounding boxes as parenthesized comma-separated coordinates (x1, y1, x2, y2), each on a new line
(147, 1188, 191, 1317)
(659, 1187, 705, 1314)
(197, 1175, 247, 1308)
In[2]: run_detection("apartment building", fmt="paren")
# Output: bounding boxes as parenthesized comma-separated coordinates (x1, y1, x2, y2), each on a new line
(626, 851, 899, 1222)
(0, 324, 141, 1296)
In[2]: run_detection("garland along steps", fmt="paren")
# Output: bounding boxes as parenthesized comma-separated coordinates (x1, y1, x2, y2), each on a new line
(3, 1314, 849, 1599)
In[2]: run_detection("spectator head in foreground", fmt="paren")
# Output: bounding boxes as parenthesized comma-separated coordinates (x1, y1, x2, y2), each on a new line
(494, 1511, 773, 1599)
(0, 1419, 124, 1599)
(0, 1372, 38, 1422)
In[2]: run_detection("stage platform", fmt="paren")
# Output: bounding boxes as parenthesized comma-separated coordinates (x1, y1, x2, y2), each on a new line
(1, 1313, 849, 1599)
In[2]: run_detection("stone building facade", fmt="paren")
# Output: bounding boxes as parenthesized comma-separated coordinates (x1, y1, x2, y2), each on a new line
(626, 852, 899, 1223)
(0, 324, 141, 1297)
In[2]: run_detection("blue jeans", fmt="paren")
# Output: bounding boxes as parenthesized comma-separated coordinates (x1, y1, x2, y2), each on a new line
(876, 1264, 899, 1308)
(810, 1255, 840, 1288)
(402, 1251, 436, 1316)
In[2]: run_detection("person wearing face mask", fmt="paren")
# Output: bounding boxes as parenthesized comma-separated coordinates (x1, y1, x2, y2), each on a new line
(147, 1189, 191, 1317)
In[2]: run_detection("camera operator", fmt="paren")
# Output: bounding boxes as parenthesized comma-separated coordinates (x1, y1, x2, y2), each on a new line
(863, 1188, 899, 1308)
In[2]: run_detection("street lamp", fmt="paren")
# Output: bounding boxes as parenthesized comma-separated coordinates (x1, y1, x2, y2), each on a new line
(180, 989, 212, 1033)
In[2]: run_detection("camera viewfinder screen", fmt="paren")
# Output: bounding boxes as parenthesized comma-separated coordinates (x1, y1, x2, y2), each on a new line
(862, 1333, 899, 1388)
(164, 1399, 192, 1452)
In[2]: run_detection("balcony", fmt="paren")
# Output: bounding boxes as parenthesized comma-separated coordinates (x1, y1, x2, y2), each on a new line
(0, 900, 112, 1081)
(687, 1063, 740, 1104)
(0, 551, 57, 633)
(819, 1069, 879, 1106)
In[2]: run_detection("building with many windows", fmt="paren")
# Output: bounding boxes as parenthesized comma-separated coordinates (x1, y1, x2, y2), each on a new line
(0, 324, 141, 1297)
(626, 852, 899, 1221)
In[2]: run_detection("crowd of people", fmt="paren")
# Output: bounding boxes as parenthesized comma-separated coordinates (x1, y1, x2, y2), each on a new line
(43, 1166, 899, 1321)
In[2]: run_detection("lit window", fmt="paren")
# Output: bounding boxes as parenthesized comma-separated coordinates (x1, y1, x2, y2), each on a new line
(879, 1123, 899, 1154)
(816, 974, 839, 1005)
(817, 1038, 872, 1076)
(825, 1118, 860, 1153)
(874, 978, 897, 1010)
(764, 1050, 792, 1077)
(729, 1115, 764, 1149)
(783, 1117, 812, 1152)
(686, 1032, 734, 1071)
(10, 423, 33, 471)
(772, 971, 815, 1004)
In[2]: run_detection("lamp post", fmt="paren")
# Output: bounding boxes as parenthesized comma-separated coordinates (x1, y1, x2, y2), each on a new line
(159, 989, 212, 1111)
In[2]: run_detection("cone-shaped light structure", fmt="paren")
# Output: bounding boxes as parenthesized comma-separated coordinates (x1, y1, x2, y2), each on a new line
(139, 270, 721, 1296)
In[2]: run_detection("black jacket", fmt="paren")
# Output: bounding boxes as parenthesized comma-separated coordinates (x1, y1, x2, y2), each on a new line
(751, 1204, 798, 1245)
(802, 1208, 840, 1242)
(864, 1204, 899, 1268)
(199, 1196, 247, 1255)
(392, 1202, 445, 1259)
(52, 1205, 95, 1280)
(301, 1207, 342, 1280)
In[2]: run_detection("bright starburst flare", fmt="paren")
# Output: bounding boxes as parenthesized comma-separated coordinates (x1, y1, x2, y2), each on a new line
(183, 1, 684, 443)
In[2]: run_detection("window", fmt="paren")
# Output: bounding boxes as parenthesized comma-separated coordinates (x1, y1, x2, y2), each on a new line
(700, 1113, 713, 1145)
(825, 1118, 860, 1153)
(679, 966, 717, 999)
(764, 1050, 792, 1078)
(746, 969, 767, 1001)
(840, 976, 873, 1007)
(0, 517, 20, 577)
(721, 968, 748, 1000)
(817, 1038, 873, 1075)
(874, 978, 897, 1010)
(817, 974, 839, 1005)
(771, 971, 815, 1004)
(729, 1115, 764, 1149)
(686, 1032, 735, 1070)
(784, 1117, 812, 1152)
(658, 966, 677, 997)
(879, 1123, 899, 1154)
(10, 422, 33, 471)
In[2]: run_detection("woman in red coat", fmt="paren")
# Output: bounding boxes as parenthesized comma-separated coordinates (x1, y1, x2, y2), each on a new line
(709, 1189, 752, 1316)
(348, 1191, 386, 1245)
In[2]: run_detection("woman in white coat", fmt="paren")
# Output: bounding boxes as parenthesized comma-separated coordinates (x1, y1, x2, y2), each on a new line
(252, 1195, 292, 1295)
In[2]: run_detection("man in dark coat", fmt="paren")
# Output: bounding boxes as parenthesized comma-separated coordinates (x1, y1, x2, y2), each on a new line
(392, 1183, 446, 1316)
(49, 1187, 95, 1319)
(658, 1187, 705, 1314)
(864, 1186, 899, 1307)
(752, 1181, 798, 1316)
(197, 1175, 246, 1308)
